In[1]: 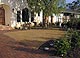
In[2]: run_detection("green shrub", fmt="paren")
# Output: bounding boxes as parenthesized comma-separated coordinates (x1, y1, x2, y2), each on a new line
(54, 30, 80, 57)
(55, 22, 60, 27)
(66, 18, 80, 30)
(54, 38, 70, 56)
(66, 30, 80, 48)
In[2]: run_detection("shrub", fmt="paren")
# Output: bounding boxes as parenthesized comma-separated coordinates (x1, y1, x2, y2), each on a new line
(54, 38, 70, 57)
(38, 30, 80, 57)
(66, 18, 80, 30)
(77, 19, 80, 29)
(66, 30, 80, 49)
(55, 22, 60, 27)
(54, 30, 80, 57)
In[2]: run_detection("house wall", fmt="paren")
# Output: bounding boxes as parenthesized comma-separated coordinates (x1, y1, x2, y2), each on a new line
(0, 4, 65, 28)
(75, 15, 80, 18)
(3, 4, 11, 26)
(34, 13, 64, 25)
(49, 14, 64, 23)
(0, 0, 65, 28)
(0, 0, 14, 27)
(34, 11, 43, 25)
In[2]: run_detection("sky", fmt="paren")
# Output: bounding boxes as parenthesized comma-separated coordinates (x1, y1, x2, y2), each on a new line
(66, 0, 76, 3)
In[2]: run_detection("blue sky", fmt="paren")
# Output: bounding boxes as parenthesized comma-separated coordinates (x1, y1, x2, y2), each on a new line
(66, 0, 76, 3)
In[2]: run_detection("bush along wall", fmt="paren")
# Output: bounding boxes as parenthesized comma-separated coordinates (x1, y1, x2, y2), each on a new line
(66, 18, 80, 30)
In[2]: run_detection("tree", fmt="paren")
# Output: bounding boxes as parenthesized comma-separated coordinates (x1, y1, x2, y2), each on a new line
(66, 0, 80, 11)
(27, 0, 66, 28)
(27, 0, 43, 13)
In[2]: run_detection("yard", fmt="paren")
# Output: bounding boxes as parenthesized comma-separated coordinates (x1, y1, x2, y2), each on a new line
(4, 29, 66, 41)
(4, 29, 66, 49)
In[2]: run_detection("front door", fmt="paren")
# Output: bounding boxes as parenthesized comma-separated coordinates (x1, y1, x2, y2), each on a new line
(0, 7, 5, 25)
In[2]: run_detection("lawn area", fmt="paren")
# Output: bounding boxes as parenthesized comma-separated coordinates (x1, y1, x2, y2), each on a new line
(4, 29, 66, 41)
(4, 29, 66, 49)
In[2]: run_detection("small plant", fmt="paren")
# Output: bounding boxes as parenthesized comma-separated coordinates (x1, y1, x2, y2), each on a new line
(55, 22, 60, 27)
(54, 38, 70, 57)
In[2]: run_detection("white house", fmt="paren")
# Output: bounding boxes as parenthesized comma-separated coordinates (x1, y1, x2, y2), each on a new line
(0, 0, 68, 29)
(0, 0, 42, 28)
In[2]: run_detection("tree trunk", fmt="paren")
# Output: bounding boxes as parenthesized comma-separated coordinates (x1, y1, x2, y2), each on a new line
(51, 16, 54, 27)
(51, 16, 53, 23)
(43, 16, 49, 28)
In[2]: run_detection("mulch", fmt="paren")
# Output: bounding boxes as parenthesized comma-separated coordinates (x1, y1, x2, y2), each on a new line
(0, 30, 61, 58)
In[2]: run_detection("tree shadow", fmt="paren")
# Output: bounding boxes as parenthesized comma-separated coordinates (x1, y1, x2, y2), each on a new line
(9, 40, 47, 55)
(18, 40, 44, 47)
(12, 46, 47, 54)
(9, 40, 57, 56)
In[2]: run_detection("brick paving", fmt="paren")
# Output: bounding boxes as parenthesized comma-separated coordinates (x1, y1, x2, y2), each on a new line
(0, 30, 61, 58)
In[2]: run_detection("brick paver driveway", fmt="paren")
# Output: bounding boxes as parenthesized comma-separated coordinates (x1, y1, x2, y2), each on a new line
(0, 30, 60, 58)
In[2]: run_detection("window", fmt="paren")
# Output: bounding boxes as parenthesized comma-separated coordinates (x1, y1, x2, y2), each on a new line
(22, 8, 29, 22)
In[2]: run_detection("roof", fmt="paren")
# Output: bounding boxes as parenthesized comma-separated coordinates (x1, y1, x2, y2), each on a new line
(61, 9, 80, 15)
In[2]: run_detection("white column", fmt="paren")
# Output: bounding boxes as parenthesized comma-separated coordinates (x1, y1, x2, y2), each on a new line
(40, 10, 43, 22)
(0, 0, 1, 3)
(29, 11, 31, 22)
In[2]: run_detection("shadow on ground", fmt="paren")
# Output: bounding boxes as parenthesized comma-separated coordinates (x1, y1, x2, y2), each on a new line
(9, 40, 44, 54)
(10, 40, 57, 56)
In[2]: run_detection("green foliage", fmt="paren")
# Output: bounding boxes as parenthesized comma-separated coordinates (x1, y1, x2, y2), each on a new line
(66, 0, 80, 11)
(42, 0, 66, 16)
(53, 30, 80, 57)
(54, 38, 70, 56)
(27, 0, 43, 12)
(66, 30, 80, 48)
(64, 30, 80, 58)
(27, 0, 66, 16)
(76, 19, 80, 29)
(27, 0, 66, 28)
(55, 22, 60, 27)
(66, 18, 80, 29)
